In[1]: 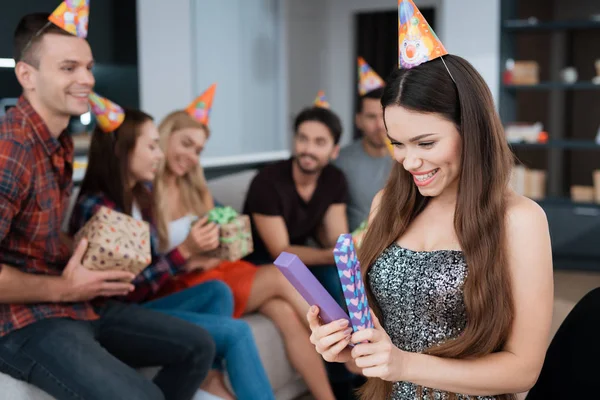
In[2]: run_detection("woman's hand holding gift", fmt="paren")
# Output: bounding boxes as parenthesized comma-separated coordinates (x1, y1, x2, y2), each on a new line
(179, 216, 220, 257)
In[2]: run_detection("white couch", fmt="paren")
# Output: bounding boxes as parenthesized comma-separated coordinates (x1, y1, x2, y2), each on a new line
(0, 169, 308, 400)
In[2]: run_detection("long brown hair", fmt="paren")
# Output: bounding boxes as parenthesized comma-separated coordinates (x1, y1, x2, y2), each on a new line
(154, 110, 212, 252)
(358, 55, 515, 400)
(78, 109, 155, 215)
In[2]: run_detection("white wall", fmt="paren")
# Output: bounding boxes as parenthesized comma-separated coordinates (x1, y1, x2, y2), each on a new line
(286, 0, 500, 147)
(137, 0, 290, 165)
(137, 0, 194, 124)
(441, 0, 500, 107)
(285, 0, 330, 125)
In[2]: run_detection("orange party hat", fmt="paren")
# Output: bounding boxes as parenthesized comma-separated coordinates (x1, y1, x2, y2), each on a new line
(358, 57, 385, 96)
(48, 0, 90, 38)
(88, 92, 125, 133)
(186, 83, 217, 126)
(313, 90, 330, 109)
(398, 0, 447, 69)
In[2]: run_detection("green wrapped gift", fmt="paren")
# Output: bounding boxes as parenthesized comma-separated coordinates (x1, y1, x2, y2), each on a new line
(200, 206, 254, 261)
(351, 220, 368, 249)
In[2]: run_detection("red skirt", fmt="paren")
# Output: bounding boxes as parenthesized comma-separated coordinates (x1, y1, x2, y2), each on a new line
(153, 260, 259, 318)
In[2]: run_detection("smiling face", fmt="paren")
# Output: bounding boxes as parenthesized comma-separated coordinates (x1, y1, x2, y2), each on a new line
(385, 105, 462, 198)
(294, 120, 339, 174)
(165, 127, 207, 177)
(128, 120, 164, 183)
(17, 33, 95, 118)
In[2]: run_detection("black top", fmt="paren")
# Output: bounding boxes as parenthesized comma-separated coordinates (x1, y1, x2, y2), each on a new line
(243, 158, 348, 263)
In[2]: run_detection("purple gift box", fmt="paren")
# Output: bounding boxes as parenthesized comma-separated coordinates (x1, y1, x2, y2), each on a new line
(274, 252, 351, 325)
(334, 233, 374, 332)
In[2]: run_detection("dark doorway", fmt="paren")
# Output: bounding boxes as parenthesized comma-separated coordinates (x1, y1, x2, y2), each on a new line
(354, 8, 436, 139)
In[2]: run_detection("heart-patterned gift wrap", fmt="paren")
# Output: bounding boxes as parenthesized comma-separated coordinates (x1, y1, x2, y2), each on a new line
(74, 206, 152, 278)
(334, 233, 374, 332)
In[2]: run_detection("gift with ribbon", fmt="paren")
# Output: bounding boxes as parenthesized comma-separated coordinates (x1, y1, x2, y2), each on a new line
(198, 206, 254, 261)
(334, 233, 373, 332)
(351, 220, 368, 249)
(74, 206, 152, 277)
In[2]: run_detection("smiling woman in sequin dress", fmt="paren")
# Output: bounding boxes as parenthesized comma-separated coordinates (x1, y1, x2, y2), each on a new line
(307, 54, 554, 400)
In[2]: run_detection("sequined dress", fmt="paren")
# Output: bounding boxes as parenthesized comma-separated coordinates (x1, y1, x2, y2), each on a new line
(368, 243, 497, 400)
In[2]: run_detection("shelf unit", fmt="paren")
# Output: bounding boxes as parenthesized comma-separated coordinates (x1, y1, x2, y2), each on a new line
(503, 82, 600, 90)
(508, 140, 600, 150)
(499, 0, 600, 270)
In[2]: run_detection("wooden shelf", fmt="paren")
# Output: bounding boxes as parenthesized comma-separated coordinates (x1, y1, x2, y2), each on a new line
(503, 19, 600, 31)
(503, 82, 600, 90)
(508, 140, 600, 150)
(537, 197, 600, 209)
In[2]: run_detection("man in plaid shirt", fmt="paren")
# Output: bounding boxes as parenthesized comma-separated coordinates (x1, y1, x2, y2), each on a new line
(0, 13, 216, 400)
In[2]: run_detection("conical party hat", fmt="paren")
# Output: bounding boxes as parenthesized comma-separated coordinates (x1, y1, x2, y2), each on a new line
(398, 0, 447, 69)
(186, 83, 217, 126)
(88, 92, 125, 133)
(313, 90, 330, 109)
(358, 57, 385, 96)
(48, 0, 90, 38)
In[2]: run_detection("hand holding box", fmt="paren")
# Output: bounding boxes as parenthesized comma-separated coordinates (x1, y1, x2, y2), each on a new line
(74, 206, 152, 276)
(274, 252, 351, 325)
(199, 206, 253, 261)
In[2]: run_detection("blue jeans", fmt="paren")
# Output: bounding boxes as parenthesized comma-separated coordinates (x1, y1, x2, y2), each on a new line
(143, 281, 275, 400)
(0, 301, 216, 400)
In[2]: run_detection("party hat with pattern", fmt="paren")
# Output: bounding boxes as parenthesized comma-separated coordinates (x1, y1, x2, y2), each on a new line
(313, 90, 330, 109)
(186, 83, 217, 126)
(357, 57, 385, 96)
(48, 0, 90, 38)
(88, 92, 125, 133)
(398, 0, 447, 69)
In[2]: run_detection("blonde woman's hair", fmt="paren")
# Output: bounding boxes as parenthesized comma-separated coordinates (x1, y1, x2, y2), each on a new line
(154, 110, 212, 252)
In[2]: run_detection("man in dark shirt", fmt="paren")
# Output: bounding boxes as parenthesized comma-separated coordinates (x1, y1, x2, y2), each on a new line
(0, 12, 215, 400)
(244, 106, 349, 298)
(244, 105, 358, 398)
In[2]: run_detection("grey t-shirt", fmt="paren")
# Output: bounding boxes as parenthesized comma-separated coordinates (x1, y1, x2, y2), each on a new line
(334, 140, 394, 231)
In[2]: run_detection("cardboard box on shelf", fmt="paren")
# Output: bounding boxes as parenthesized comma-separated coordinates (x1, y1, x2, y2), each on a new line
(512, 61, 539, 85)
(510, 165, 546, 200)
(570, 186, 595, 203)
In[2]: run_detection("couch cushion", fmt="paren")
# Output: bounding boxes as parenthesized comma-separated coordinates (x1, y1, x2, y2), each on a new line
(0, 372, 55, 400)
(207, 169, 258, 213)
(242, 313, 305, 398)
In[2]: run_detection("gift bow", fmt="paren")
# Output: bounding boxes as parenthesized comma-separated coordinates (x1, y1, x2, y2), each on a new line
(205, 207, 251, 258)
(207, 206, 238, 225)
(351, 220, 368, 248)
(352, 220, 367, 237)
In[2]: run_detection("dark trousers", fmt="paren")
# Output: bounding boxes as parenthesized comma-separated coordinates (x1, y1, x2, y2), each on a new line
(526, 287, 600, 399)
(0, 301, 216, 400)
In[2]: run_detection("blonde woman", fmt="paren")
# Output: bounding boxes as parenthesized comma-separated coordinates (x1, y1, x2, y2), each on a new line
(152, 110, 336, 400)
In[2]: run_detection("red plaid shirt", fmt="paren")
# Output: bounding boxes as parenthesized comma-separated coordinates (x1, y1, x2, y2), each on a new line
(0, 96, 98, 337)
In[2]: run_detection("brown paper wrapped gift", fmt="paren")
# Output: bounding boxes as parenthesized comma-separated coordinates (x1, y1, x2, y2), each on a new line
(198, 207, 254, 261)
(74, 206, 152, 275)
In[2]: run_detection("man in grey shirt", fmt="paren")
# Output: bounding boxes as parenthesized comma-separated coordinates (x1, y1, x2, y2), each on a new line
(334, 87, 393, 231)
